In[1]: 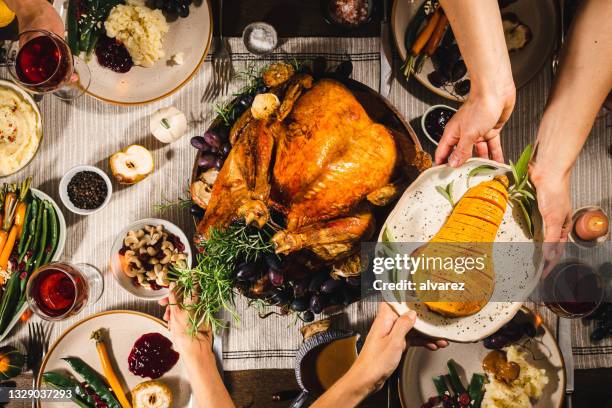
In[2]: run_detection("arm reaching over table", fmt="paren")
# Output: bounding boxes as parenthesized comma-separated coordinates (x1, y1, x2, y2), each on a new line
(435, 0, 516, 167)
(4, 0, 64, 38)
(312, 303, 447, 408)
(159, 291, 235, 408)
(529, 0, 612, 245)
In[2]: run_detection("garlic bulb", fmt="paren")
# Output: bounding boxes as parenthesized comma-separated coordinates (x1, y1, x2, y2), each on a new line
(150, 106, 187, 143)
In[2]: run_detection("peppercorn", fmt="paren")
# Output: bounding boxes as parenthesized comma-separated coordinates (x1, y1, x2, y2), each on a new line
(67, 171, 108, 209)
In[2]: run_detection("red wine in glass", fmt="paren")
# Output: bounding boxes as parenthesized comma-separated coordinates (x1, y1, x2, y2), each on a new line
(11, 30, 74, 94)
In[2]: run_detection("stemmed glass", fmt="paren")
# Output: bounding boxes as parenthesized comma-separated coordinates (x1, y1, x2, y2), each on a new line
(5, 29, 91, 101)
(26, 262, 103, 321)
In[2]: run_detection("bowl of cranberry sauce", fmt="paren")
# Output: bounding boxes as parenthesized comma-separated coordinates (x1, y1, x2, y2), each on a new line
(128, 332, 180, 379)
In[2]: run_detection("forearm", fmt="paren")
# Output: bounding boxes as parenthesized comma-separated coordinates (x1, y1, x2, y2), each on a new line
(311, 367, 372, 408)
(439, 0, 514, 97)
(183, 344, 235, 408)
(533, 0, 612, 177)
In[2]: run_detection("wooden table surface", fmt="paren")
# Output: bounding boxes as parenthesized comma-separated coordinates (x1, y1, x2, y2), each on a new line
(2, 1, 610, 407)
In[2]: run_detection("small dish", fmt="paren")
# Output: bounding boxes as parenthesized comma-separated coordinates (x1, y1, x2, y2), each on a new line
(59, 165, 113, 215)
(321, 0, 375, 29)
(569, 206, 609, 248)
(420, 104, 457, 146)
(110, 218, 192, 301)
(242, 22, 278, 55)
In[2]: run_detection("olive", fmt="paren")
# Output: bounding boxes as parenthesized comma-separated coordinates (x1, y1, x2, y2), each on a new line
(220, 143, 232, 157)
(428, 71, 447, 88)
(293, 278, 310, 298)
(591, 327, 606, 342)
(213, 156, 225, 170)
(189, 204, 204, 218)
(177, 3, 189, 17)
(190, 136, 207, 150)
(454, 79, 471, 96)
(290, 298, 308, 312)
(321, 278, 343, 294)
(308, 272, 329, 293)
(203, 130, 222, 149)
(235, 263, 257, 281)
(302, 310, 315, 323)
(346, 276, 361, 287)
(268, 268, 284, 287)
(310, 294, 324, 314)
(483, 333, 508, 350)
(450, 60, 467, 81)
(335, 60, 353, 78)
(198, 152, 217, 169)
(265, 254, 283, 270)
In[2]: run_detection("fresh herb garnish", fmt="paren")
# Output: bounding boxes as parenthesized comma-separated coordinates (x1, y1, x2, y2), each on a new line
(153, 196, 193, 213)
(435, 181, 454, 206)
(170, 222, 276, 334)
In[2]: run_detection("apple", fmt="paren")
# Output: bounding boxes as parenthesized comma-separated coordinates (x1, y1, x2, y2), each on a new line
(109, 145, 154, 185)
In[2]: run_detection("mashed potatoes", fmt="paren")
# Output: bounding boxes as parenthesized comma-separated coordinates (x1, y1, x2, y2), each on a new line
(482, 346, 549, 408)
(104, 0, 169, 67)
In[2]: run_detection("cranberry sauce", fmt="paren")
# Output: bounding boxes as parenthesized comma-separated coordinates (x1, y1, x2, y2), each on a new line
(128, 333, 179, 379)
(95, 35, 133, 73)
(424, 106, 456, 142)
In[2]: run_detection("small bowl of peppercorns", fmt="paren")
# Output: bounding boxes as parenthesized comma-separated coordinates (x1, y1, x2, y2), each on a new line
(59, 165, 113, 215)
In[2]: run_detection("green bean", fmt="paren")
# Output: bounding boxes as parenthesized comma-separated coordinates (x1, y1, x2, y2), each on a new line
(27, 198, 44, 265)
(66, 0, 79, 54)
(0, 273, 21, 334)
(468, 373, 486, 408)
(42, 372, 94, 408)
(62, 357, 121, 408)
(43, 202, 59, 265)
(433, 375, 448, 397)
(18, 199, 38, 260)
(17, 201, 32, 254)
(31, 203, 49, 272)
(447, 359, 466, 395)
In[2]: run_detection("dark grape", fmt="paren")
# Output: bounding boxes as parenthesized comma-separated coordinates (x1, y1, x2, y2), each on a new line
(153, 0, 165, 9)
(189, 204, 204, 217)
(428, 71, 446, 88)
(310, 294, 324, 314)
(335, 60, 353, 78)
(483, 333, 509, 350)
(321, 278, 343, 294)
(312, 56, 328, 78)
(265, 254, 283, 270)
(500, 321, 523, 342)
(268, 268, 284, 287)
(270, 289, 292, 306)
(308, 272, 329, 293)
(450, 60, 467, 81)
(177, 3, 189, 17)
(190, 136, 207, 150)
(290, 298, 308, 312)
(522, 322, 536, 338)
(220, 143, 232, 157)
(294, 278, 310, 298)
(198, 153, 217, 169)
(213, 156, 225, 170)
(327, 293, 342, 306)
(255, 85, 269, 94)
(203, 130, 222, 149)
(346, 276, 361, 287)
(302, 310, 315, 323)
(454, 79, 471, 96)
(163, 2, 175, 13)
(238, 94, 254, 108)
(236, 263, 257, 281)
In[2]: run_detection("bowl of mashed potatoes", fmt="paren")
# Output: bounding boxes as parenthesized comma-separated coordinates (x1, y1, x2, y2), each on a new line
(0, 80, 42, 178)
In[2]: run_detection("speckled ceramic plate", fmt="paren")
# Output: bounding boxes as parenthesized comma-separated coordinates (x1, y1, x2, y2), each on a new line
(391, 0, 558, 102)
(378, 158, 543, 342)
(55, 0, 212, 105)
(399, 307, 565, 408)
(37, 310, 194, 407)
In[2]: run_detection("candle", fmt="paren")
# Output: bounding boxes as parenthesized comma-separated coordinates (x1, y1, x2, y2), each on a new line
(574, 209, 609, 241)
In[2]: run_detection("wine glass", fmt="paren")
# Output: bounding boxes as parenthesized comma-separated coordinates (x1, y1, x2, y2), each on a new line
(26, 262, 103, 321)
(6, 30, 91, 101)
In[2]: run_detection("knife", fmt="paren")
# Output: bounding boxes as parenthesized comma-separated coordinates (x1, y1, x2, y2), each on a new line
(557, 317, 574, 408)
(379, 0, 394, 97)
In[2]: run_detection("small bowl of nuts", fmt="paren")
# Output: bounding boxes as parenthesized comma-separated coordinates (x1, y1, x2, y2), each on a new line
(110, 218, 192, 300)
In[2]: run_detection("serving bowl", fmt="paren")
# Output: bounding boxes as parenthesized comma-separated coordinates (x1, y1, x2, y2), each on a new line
(59, 165, 113, 215)
(110, 218, 192, 301)
(0, 79, 43, 178)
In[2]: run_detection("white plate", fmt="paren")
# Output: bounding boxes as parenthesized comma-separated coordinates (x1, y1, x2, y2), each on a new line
(0, 188, 66, 342)
(37, 310, 194, 407)
(391, 0, 558, 102)
(378, 158, 543, 342)
(399, 309, 565, 408)
(57, 0, 212, 105)
(110, 218, 192, 300)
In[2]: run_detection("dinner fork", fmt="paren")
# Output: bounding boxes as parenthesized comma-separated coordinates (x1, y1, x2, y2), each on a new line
(26, 322, 51, 408)
(202, 0, 232, 102)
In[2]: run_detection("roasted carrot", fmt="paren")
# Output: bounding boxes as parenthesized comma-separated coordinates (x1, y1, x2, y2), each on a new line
(20, 308, 33, 322)
(0, 225, 18, 271)
(411, 8, 441, 56)
(91, 329, 132, 408)
(14, 202, 27, 237)
(425, 13, 449, 56)
(0, 230, 7, 259)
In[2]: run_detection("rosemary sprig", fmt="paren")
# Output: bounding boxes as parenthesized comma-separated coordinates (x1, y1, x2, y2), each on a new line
(169, 222, 276, 334)
(154, 196, 193, 213)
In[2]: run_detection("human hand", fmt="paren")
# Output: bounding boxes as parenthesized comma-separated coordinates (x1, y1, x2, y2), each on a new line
(158, 290, 214, 360)
(6, 0, 64, 41)
(435, 85, 515, 167)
